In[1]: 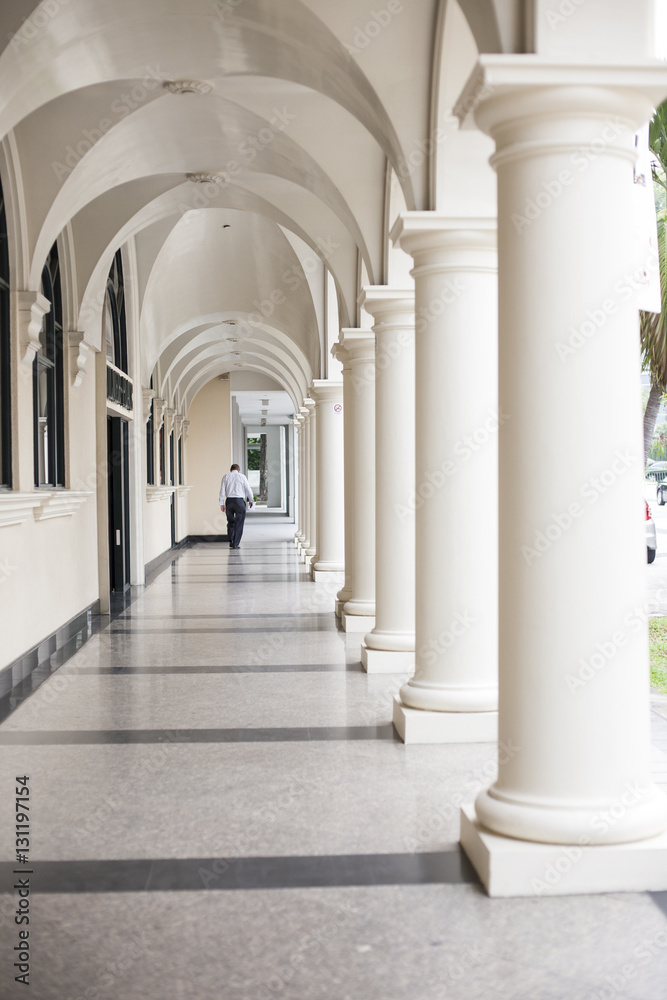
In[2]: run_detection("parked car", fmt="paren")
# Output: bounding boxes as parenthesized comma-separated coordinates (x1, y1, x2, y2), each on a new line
(647, 500, 657, 563)
(647, 461, 667, 483)
(657, 481, 667, 504)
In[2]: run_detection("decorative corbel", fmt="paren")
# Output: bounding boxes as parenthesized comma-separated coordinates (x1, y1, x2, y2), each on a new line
(181, 420, 191, 442)
(142, 387, 156, 423)
(173, 413, 184, 438)
(18, 291, 50, 367)
(164, 407, 176, 437)
(69, 331, 93, 388)
(153, 397, 167, 428)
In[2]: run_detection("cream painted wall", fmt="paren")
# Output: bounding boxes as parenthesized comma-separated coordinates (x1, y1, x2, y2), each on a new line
(0, 369, 99, 670)
(142, 495, 173, 565)
(187, 378, 232, 537)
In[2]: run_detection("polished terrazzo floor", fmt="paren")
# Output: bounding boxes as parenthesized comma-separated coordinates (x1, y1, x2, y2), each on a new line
(1, 516, 667, 999)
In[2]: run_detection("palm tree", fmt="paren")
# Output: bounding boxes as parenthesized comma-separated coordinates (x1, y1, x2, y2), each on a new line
(642, 100, 667, 462)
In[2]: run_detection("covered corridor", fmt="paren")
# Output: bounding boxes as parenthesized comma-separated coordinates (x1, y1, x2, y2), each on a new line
(3, 0, 667, 993)
(1, 517, 667, 997)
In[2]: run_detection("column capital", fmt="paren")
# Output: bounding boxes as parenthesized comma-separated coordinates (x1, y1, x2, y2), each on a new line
(454, 57, 667, 169)
(455, 57, 667, 129)
(331, 342, 350, 368)
(181, 419, 190, 441)
(359, 287, 415, 328)
(310, 380, 343, 405)
(173, 413, 184, 437)
(302, 397, 316, 415)
(390, 214, 497, 267)
(339, 328, 375, 364)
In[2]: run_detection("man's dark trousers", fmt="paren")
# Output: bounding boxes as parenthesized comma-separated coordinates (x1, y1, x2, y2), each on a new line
(226, 497, 247, 547)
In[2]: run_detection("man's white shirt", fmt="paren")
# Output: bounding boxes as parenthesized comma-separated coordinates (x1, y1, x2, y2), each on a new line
(219, 470, 254, 505)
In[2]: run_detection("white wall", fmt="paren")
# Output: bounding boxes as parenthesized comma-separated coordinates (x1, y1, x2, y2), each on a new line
(187, 377, 232, 536)
(0, 361, 99, 670)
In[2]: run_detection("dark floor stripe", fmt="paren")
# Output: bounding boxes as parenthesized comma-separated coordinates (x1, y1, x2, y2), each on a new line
(105, 626, 337, 634)
(0, 849, 477, 893)
(116, 613, 335, 618)
(651, 891, 667, 920)
(74, 663, 362, 674)
(0, 724, 397, 745)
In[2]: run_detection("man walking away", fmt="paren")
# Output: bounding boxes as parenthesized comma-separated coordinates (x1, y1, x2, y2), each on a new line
(219, 464, 254, 548)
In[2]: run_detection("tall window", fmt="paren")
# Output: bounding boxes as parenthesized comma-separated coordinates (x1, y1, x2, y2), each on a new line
(177, 436, 183, 485)
(146, 375, 155, 485)
(34, 242, 64, 487)
(104, 250, 127, 373)
(0, 182, 10, 487)
(159, 423, 166, 485)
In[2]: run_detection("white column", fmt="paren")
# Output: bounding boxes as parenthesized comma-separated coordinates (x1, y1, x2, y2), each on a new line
(339, 329, 376, 633)
(311, 381, 345, 581)
(358, 289, 416, 673)
(389, 218, 499, 744)
(298, 405, 311, 556)
(454, 61, 667, 896)
(293, 416, 304, 544)
(303, 398, 317, 564)
(332, 343, 353, 617)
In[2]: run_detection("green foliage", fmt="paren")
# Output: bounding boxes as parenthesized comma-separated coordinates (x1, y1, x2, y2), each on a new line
(640, 212, 667, 390)
(247, 448, 261, 470)
(650, 421, 667, 459)
(649, 617, 667, 693)
(650, 100, 667, 192)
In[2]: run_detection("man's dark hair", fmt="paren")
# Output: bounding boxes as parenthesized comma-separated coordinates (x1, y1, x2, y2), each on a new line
(230, 463, 240, 472)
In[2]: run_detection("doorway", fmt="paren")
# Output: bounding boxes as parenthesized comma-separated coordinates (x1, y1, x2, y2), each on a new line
(107, 416, 131, 593)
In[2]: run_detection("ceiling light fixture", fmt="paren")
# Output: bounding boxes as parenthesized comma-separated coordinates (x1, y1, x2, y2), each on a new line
(186, 172, 225, 185)
(163, 80, 213, 96)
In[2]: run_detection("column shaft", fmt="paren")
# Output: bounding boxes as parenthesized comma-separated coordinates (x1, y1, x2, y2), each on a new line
(333, 344, 354, 616)
(391, 218, 499, 741)
(311, 382, 345, 578)
(451, 62, 667, 894)
(339, 330, 376, 632)
(359, 289, 416, 672)
(304, 399, 317, 562)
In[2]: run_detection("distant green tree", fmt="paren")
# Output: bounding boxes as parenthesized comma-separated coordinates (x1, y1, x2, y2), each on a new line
(642, 99, 667, 462)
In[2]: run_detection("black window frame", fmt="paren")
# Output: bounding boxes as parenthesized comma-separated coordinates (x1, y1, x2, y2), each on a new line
(33, 242, 65, 488)
(104, 250, 128, 374)
(0, 183, 11, 488)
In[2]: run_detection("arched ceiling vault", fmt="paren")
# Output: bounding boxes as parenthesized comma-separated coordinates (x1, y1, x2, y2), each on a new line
(0, 0, 506, 411)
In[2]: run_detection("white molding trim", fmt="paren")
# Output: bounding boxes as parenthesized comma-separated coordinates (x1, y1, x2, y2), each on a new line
(18, 292, 50, 367)
(0, 492, 42, 527)
(142, 387, 155, 422)
(177, 485, 193, 497)
(146, 486, 176, 503)
(69, 331, 93, 388)
(33, 490, 93, 521)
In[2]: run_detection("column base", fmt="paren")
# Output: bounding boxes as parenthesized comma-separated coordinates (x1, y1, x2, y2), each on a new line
(300, 549, 316, 566)
(361, 643, 415, 673)
(335, 600, 344, 618)
(311, 566, 344, 582)
(392, 695, 497, 744)
(460, 804, 667, 898)
(342, 614, 376, 633)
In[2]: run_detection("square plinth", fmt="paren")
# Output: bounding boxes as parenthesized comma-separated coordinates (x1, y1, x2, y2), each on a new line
(361, 644, 415, 674)
(392, 695, 498, 744)
(342, 613, 376, 633)
(460, 804, 667, 897)
(334, 601, 344, 618)
(311, 568, 343, 583)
